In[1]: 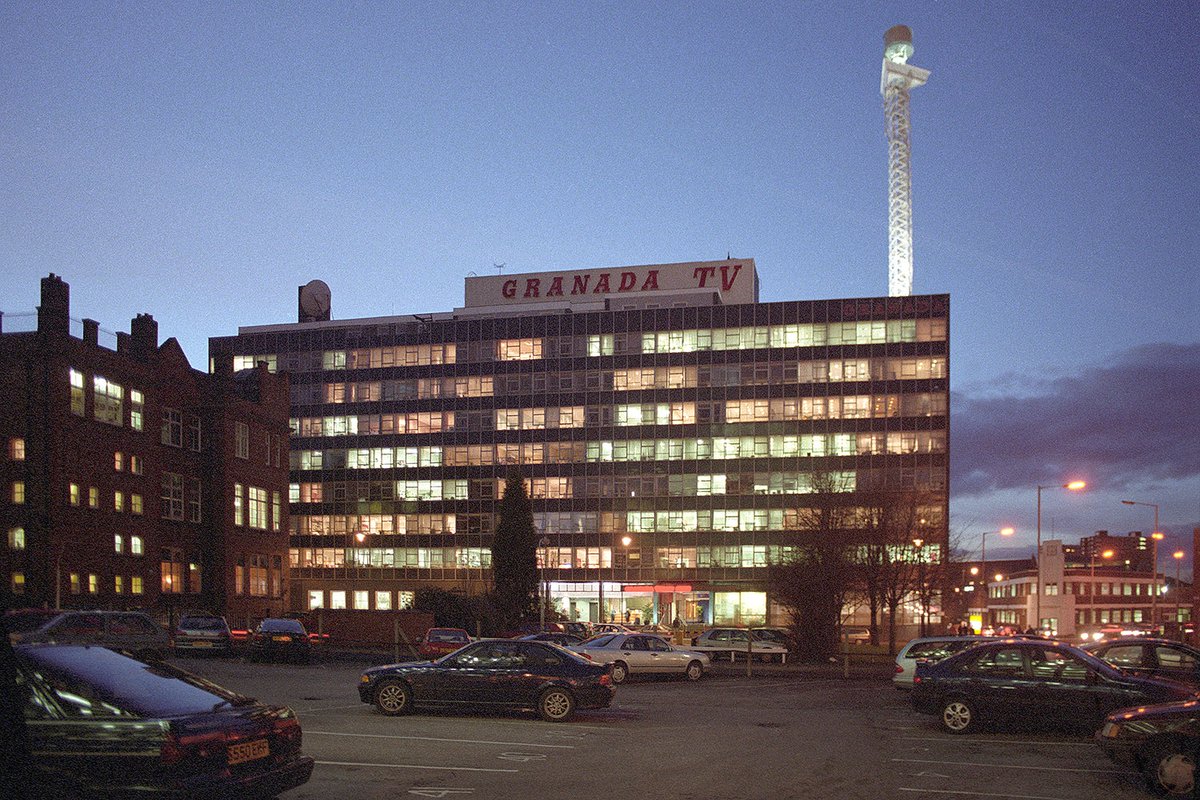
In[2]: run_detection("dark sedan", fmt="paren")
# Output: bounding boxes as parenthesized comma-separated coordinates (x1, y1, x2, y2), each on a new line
(1098, 699, 1200, 797)
(8, 644, 313, 798)
(358, 638, 614, 722)
(248, 618, 311, 663)
(1084, 638, 1200, 686)
(911, 638, 1196, 734)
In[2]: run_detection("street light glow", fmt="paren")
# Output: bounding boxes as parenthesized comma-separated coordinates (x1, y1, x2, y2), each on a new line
(1066, 481, 1086, 490)
(1174, 551, 1185, 560)
(1152, 531, 1165, 541)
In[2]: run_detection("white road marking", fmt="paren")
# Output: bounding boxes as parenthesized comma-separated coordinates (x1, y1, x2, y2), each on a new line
(898, 789, 1081, 799)
(891, 758, 1129, 774)
(409, 790, 475, 797)
(306, 730, 574, 749)
(899, 736, 1099, 747)
(315, 760, 516, 773)
(295, 703, 364, 713)
(497, 753, 548, 762)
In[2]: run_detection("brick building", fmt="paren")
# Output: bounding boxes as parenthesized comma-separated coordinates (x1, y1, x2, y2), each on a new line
(0, 275, 291, 628)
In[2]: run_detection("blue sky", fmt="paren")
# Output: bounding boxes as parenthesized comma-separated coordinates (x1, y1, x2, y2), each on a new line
(3, 2, 1197, 565)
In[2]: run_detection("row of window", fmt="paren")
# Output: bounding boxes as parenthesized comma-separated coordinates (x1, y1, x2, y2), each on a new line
(233, 553, 284, 597)
(8, 571, 146, 597)
(306, 588, 415, 611)
(233, 484, 282, 531)
(291, 430, 948, 473)
(290, 392, 947, 438)
(70, 368, 145, 430)
(989, 580, 1165, 599)
(303, 357, 948, 406)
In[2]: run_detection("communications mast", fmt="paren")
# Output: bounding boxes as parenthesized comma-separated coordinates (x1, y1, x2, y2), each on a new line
(881, 25, 930, 297)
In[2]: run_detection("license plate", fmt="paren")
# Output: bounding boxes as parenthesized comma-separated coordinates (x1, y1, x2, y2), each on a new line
(1101, 722, 1120, 738)
(272, 635, 292, 642)
(192, 641, 212, 648)
(227, 739, 269, 765)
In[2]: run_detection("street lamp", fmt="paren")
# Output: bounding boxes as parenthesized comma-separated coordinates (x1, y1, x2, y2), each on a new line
(1122, 500, 1163, 631)
(538, 536, 550, 631)
(1091, 548, 1115, 579)
(980, 527, 1014, 631)
(619, 535, 632, 624)
(912, 537, 926, 636)
(1174, 550, 1185, 638)
(1036, 481, 1087, 632)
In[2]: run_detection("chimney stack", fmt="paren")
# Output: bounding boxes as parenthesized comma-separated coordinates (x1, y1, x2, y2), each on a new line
(131, 313, 158, 361)
(83, 319, 99, 346)
(38, 274, 70, 336)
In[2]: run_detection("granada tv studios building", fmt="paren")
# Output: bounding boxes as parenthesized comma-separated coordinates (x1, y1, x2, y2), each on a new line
(210, 259, 949, 628)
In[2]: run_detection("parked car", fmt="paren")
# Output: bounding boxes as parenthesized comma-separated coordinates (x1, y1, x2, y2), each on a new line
(893, 636, 986, 690)
(570, 633, 710, 683)
(12, 610, 169, 660)
(563, 621, 592, 639)
(417, 627, 473, 659)
(1097, 699, 1200, 797)
(753, 626, 796, 649)
(590, 623, 635, 635)
(248, 618, 312, 663)
(172, 613, 233, 654)
(359, 638, 614, 722)
(1083, 638, 1200, 687)
(841, 626, 871, 645)
(3, 608, 62, 643)
(8, 643, 313, 798)
(519, 632, 584, 647)
(911, 638, 1196, 734)
(688, 628, 789, 663)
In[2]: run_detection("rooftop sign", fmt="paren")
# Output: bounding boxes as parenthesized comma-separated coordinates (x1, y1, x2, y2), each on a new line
(463, 259, 758, 308)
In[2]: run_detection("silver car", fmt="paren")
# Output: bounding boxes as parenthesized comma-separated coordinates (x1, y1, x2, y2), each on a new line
(892, 635, 983, 690)
(571, 633, 710, 684)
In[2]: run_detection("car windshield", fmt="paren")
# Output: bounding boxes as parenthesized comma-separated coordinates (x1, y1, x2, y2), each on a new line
(429, 630, 468, 642)
(19, 645, 247, 717)
(180, 616, 226, 630)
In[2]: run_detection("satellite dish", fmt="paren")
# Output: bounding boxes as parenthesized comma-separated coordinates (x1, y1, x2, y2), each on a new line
(298, 280, 331, 321)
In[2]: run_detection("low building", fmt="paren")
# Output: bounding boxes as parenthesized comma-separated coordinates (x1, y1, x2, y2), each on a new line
(0, 275, 292, 628)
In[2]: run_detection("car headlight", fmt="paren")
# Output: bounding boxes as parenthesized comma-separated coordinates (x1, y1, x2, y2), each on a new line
(360, 674, 371, 684)
(1100, 721, 1122, 738)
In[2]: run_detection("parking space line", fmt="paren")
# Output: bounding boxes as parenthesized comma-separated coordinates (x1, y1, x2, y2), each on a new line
(296, 703, 364, 713)
(315, 760, 517, 773)
(891, 758, 1128, 775)
(899, 788, 1077, 799)
(900, 737, 1098, 747)
(306, 731, 575, 749)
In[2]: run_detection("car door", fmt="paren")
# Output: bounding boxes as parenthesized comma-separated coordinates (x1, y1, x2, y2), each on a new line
(430, 642, 496, 705)
(616, 635, 653, 673)
(645, 636, 686, 673)
(1027, 646, 1125, 729)
(1151, 644, 1200, 685)
(958, 645, 1035, 723)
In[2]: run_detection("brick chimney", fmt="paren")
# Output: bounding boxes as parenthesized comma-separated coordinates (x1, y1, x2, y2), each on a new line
(82, 318, 99, 346)
(131, 313, 158, 361)
(38, 274, 70, 336)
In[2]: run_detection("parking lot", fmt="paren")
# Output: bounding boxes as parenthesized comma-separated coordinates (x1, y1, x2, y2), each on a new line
(171, 653, 1154, 800)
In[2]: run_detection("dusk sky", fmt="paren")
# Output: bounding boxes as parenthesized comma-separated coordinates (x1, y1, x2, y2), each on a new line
(3, 3, 1196, 568)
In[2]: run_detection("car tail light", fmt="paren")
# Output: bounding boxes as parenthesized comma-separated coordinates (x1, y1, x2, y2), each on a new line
(599, 674, 612, 687)
(913, 676, 922, 685)
(273, 715, 302, 751)
(895, 664, 904, 674)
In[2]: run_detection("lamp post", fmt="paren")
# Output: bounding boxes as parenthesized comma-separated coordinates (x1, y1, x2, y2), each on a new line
(980, 527, 1014, 631)
(1173, 550, 1185, 639)
(620, 535, 632, 624)
(1122, 500, 1162, 631)
(912, 537, 926, 637)
(1036, 481, 1087, 632)
(538, 536, 550, 631)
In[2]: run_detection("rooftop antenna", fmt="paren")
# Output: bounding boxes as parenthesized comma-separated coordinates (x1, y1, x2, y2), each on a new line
(881, 24, 930, 297)
(493, 262, 506, 275)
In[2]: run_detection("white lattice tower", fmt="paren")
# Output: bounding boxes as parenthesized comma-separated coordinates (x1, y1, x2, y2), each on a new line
(881, 26, 930, 297)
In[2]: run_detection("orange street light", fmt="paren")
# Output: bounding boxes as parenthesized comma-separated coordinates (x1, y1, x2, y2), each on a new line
(1037, 482, 1087, 628)
(980, 527, 1015, 628)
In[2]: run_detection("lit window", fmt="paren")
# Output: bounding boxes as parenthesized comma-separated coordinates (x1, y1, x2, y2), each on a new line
(7, 527, 24, 550)
(8, 438, 24, 461)
(189, 561, 201, 595)
(88, 573, 98, 594)
(131, 494, 143, 515)
(161, 548, 183, 594)
(69, 483, 80, 506)
(398, 591, 415, 610)
(375, 591, 392, 610)
(114, 534, 123, 554)
(330, 590, 347, 610)
(248, 487, 268, 530)
(114, 491, 124, 512)
(131, 536, 143, 555)
(130, 455, 143, 475)
(271, 492, 281, 532)
(233, 483, 244, 526)
(70, 573, 80, 594)
(249, 555, 267, 596)
(308, 590, 324, 610)
(88, 487, 98, 508)
(114, 452, 124, 471)
(93, 375, 124, 426)
(11, 481, 24, 504)
(114, 575, 124, 594)
(130, 389, 144, 431)
(353, 590, 369, 609)
(70, 368, 85, 415)
(131, 576, 143, 594)
(11, 573, 24, 595)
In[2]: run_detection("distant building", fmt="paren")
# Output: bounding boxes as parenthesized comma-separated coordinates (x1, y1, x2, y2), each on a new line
(0, 275, 291, 627)
(1064, 530, 1154, 573)
(211, 259, 950, 627)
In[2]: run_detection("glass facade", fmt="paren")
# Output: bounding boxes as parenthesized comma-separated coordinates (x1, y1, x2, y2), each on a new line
(211, 267, 948, 626)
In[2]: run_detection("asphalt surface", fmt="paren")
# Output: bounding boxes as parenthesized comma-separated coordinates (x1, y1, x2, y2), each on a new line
(170, 652, 1156, 800)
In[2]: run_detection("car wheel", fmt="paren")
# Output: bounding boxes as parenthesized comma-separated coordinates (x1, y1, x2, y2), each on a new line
(685, 661, 703, 681)
(1144, 738, 1194, 797)
(537, 688, 575, 722)
(611, 661, 629, 684)
(374, 680, 413, 716)
(940, 697, 977, 734)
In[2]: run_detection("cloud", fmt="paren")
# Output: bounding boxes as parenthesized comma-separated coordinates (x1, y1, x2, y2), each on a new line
(952, 342, 1200, 497)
